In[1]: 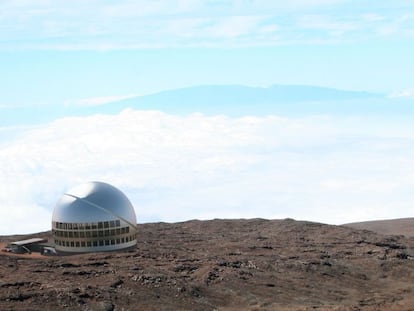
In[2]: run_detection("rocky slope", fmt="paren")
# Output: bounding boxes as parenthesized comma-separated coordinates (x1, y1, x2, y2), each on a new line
(1, 218, 414, 310)
(344, 218, 414, 237)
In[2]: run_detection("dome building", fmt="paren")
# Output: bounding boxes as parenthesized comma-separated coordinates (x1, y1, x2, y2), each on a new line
(52, 181, 137, 253)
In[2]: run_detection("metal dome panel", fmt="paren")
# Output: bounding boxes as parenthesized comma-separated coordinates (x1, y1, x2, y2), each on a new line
(52, 181, 136, 225)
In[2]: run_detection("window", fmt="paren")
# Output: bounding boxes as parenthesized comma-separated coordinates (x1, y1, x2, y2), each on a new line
(85, 231, 91, 238)
(85, 223, 90, 230)
(87, 241, 91, 247)
(121, 238, 125, 243)
(81, 241, 85, 247)
(92, 231, 97, 238)
(104, 221, 109, 228)
(116, 220, 120, 227)
(116, 238, 120, 244)
(75, 242, 80, 247)
(116, 228, 121, 235)
(70, 241, 74, 247)
(105, 240, 110, 246)
(73, 232, 79, 238)
(93, 241, 98, 247)
(126, 227, 130, 233)
(99, 240, 104, 246)
(92, 223, 97, 230)
(121, 227, 126, 234)
(110, 229, 115, 235)
(110, 220, 116, 228)
(98, 230, 104, 237)
(111, 239, 115, 245)
(98, 222, 103, 229)
(79, 232, 85, 238)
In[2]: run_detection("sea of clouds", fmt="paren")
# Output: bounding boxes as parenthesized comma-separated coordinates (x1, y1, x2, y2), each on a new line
(1, 109, 414, 235)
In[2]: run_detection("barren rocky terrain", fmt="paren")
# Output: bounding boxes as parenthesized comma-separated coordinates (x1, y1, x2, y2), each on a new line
(344, 218, 414, 237)
(1, 218, 414, 310)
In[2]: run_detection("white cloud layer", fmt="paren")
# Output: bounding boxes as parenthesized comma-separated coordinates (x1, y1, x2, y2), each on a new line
(1, 110, 414, 235)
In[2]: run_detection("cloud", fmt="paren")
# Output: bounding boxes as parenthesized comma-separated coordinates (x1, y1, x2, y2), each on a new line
(298, 15, 358, 36)
(1, 1, 414, 50)
(389, 89, 414, 99)
(1, 109, 414, 234)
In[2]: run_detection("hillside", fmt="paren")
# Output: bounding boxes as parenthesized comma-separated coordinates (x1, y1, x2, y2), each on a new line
(343, 218, 414, 237)
(1, 218, 414, 310)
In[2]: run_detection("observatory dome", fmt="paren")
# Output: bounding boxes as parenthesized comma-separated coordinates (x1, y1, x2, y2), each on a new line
(52, 181, 137, 253)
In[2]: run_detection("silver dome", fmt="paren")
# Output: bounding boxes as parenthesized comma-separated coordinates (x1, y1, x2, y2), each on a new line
(52, 181, 137, 253)
(52, 181, 136, 226)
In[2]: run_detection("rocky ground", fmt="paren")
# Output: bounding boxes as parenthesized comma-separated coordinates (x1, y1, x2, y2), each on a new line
(344, 218, 414, 238)
(1, 218, 414, 310)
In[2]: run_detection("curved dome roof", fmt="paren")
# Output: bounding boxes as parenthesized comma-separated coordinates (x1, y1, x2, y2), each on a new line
(52, 181, 136, 226)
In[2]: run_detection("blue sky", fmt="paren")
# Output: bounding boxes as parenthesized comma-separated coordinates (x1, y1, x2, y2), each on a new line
(1, 0, 414, 107)
(1, 1, 414, 234)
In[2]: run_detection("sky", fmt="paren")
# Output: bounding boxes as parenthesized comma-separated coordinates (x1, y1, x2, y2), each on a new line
(1, 0, 414, 234)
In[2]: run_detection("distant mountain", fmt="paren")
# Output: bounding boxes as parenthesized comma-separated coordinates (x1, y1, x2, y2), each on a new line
(343, 218, 414, 237)
(4, 84, 414, 126)
(98, 84, 384, 116)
